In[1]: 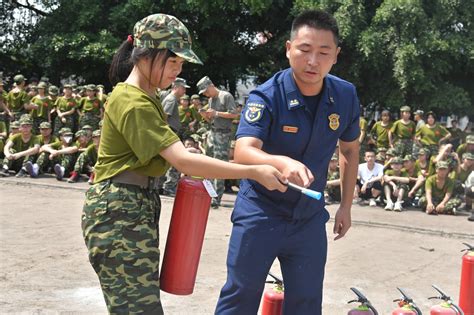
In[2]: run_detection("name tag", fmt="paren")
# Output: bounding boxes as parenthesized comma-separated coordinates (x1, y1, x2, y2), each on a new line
(282, 125, 298, 133)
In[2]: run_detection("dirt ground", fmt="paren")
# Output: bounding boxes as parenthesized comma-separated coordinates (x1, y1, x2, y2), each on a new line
(1, 177, 473, 314)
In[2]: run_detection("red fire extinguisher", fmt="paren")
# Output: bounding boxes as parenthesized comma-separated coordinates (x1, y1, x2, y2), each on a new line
(392, 287, 423, 315)
(459, 243, 474, 315)
(347, 287, 378, 315)
(428, 284, 464, 315)
(160, 176, 212, 295)
(261, 272, 284, 315)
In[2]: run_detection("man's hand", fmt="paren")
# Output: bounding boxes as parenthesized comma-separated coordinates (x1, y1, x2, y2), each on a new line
(361, 182, 367, 194)
(333, 207, 351, 240)
(436, 203, 446, 212)
(277, 156, 314, 187)
(426, 203, 435, 213)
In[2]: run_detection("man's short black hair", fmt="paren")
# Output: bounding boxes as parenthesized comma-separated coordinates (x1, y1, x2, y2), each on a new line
(291, 10, 339, 45)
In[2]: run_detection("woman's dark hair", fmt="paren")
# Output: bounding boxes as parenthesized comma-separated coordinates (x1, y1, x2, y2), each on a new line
(109, 39, 176, 86)
(426, 111, 437, 121)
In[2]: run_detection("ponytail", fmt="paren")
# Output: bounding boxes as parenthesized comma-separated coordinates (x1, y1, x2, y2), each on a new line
(109, 40, 134, 86)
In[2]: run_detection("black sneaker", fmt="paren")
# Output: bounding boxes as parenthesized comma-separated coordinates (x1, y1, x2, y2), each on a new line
(0, 168, 10, 177)
(15, 169, 27, 177)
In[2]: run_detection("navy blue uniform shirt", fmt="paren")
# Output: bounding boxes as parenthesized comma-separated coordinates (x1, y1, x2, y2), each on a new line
(236, 68, 360, 220)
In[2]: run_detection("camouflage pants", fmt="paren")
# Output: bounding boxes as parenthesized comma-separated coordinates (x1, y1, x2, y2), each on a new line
(394, 139, 413, 157)
(54, 115, 75, 136)
(162, 166, 180, 194)
(419, 196, 461, 213)
(82, 181, 163, 314)
(80, 112, 101, 130)
(32, 117, 48, 135)
(2, 149, 34, 172)
(206, 130, 231, 205)
(37, 152, 75, 175)
(74, 151, 96, 174)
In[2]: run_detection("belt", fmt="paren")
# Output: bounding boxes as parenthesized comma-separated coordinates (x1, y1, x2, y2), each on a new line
(110, 170, 159, 190)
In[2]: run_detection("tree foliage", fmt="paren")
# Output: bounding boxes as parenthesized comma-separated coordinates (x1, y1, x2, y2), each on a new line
(1, 0, 472, 116)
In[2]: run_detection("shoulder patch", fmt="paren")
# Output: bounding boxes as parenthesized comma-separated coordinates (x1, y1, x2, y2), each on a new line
(244, 102, 265, 123)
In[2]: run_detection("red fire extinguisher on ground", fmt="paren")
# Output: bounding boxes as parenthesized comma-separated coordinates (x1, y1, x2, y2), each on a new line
(261, 272, 284, 315)
(459, 243, 474, 315)
(347, 287, 378, 315)
(392, 287, 423, 315)
(160, 177, 212, 295)
(428, 284, 464, 315)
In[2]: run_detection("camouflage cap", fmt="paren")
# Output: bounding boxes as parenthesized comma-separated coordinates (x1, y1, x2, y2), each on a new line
(40, 76, 50, 83)
(92, 129, 101, 137)
(82, 124, 93, 130)
(86, 84, 97, 91)
(173, 77, 190, 88)
(39, 121, 52, 129)
(133, 14, 202, 65)
(462, 152, 474, 160)
(330, 153, 338, 161)
(377, 147, 388, 153)
(414, 110, 424, 116)
(190, 133, 201, 142)
(14, 74, 26, 84)
(400, 105, 411, 112)
(10, 121, 20, 129)
(418, 148, 428, 155)
(59, 127, 73, 136)
(97, 84, 104, 89)
(386, 148, 397, 156)
(466, 135, 474, 144)
(37, 82, 48, 89)
(436, 160, 449, 169)
(75, 130, 87, 137)
(375, 153, 385, 161)
(191, 94, 200, 100)
(197, 76, 213, 94)
(18, 115, 33, 125)
(28, 85, 37, 91)
(63, 84, 73, 89)
(403, 154, 415, 162)
(180, 94, 190, 100)
(391, 156, 403, 164)
(48, 85, 59, 95)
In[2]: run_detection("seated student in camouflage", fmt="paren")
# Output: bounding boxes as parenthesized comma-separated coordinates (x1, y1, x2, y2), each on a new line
(82, 14, 286, 314)
(456, 134, 474, 158)
(0, 118, 7, 159)
(80, 124, 94, 140)
(1, 115, 40, 177)
(383, 148, 397, 171)
(419, 160, 461, 215)
(415, 111, 451, 157)
(428, 143, 459, 176)
(27, 82, 52, 134)
(326, 153, 341, 203)
(31, 127, 77, 180)
(53, 84, 78, 135)
(450, 152, 474, 196)
(8, 121, 20, 138)
(388, 106, 416, 157)
(24, 121, 59, 177)
(68, 129, 101, 183)
(74, 129, 91, 154)
(78, 84, 103, 130)
(383, 156, 410, 211)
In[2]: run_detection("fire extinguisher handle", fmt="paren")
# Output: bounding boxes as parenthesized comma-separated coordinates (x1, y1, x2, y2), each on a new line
(412, 304, 423, 315)
(451, 303, 465, 315)
(367, 303, 379, 315)
(461, 242, 474, 252)
(267, 272, 283, 286)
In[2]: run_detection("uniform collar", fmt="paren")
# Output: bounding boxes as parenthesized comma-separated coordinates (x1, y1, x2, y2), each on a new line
(282, 69, 335, 111)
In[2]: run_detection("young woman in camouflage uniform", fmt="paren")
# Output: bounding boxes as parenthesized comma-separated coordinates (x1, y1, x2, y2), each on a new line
(54, 84, 78, 134)
(389, 106, 416, 157)
(79, 85, 103, 130)
(81, 14, 286, 314)
(28, 82, 52, 134)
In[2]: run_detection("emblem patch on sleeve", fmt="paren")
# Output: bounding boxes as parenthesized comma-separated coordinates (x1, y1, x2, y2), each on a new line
(244, 102, 265, 123)
(328, 113, 340, 131)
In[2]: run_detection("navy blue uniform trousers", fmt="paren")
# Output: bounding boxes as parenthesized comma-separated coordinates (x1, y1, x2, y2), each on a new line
(215, 197, 329, 314)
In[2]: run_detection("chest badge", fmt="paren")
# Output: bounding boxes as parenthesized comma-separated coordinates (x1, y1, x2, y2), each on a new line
(328, 113, 340, 131)
(244, 102, 265, 123)
(289, 99, 300, 108)
(283, 125, 298, 133)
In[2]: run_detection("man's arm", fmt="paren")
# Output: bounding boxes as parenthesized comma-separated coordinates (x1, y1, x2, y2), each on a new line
(234, 137, 313, 187)
(334, 138, 359, 240)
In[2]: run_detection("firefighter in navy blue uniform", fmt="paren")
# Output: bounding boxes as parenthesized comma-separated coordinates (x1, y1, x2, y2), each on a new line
(215, 10, 360, 315)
